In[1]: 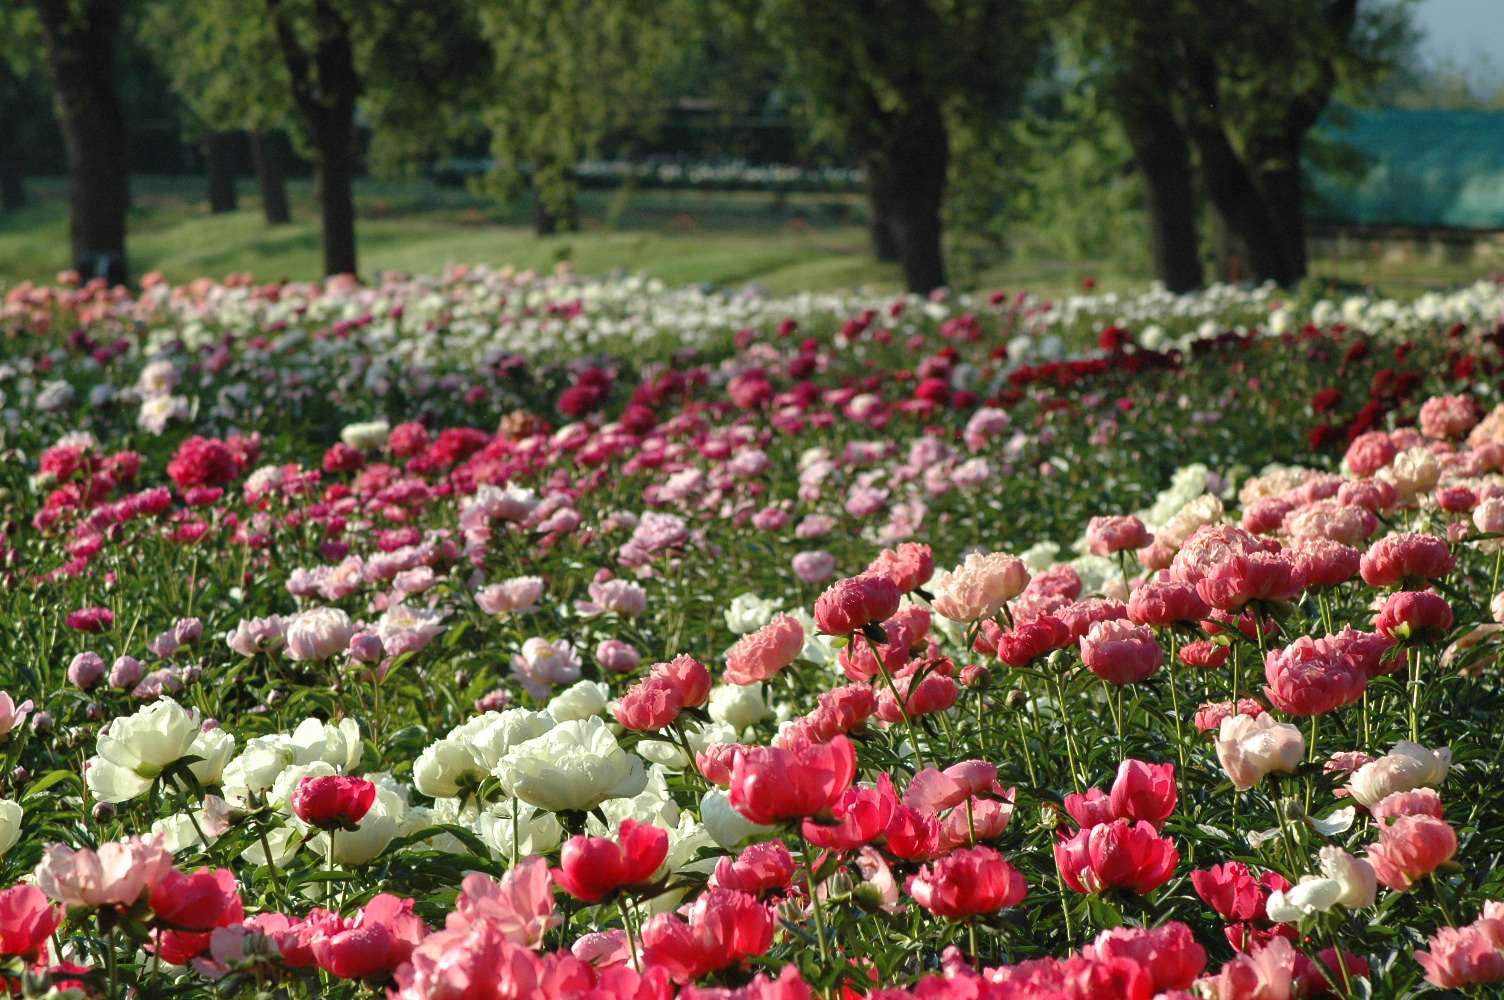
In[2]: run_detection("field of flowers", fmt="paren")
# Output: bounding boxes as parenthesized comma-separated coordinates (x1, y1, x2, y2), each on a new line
(3, 266, 1504, 998)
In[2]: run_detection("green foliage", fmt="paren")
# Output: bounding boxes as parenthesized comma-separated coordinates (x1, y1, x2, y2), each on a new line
(136, 0, 488, 169)
(0, 6, 45, 80)
(356, 0, 494, 173)
(137, 0, 291, 137)
(947, 82, 1148, 285)
(472, 0, 698, 222)
(751, 0, 1044, 150)
(1209, 0, 1417, 169)
(0, 7, 55, 170)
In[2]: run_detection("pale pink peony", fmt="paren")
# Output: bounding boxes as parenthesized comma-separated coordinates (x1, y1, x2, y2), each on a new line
(929, 552, 1029, 623)
(1215, 713, 1304, 790)
(476, 576, 544, 615)
(448, 858, 560, 947)
(35, 834, 174, 909)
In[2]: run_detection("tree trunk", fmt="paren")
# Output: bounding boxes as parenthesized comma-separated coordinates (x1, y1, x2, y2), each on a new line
(1115, 85, 1202, 293)
(1177, 52, 1297, 286)
(1240, 0, 1356, 285)
(205, 132, 239, 214)
(269, 0, 360, 277)
(33, 0, 129, 283)
(1254, 149, 1307, 282)
(251, 131, 292, 224)
(1183, 117, 1292, 286)
(863, 173, 899, 262)
(862, 103, 949, 293)
(315, 152, 358, 277)
(0, 159, 24, 211)
(533, 196, 559, 236)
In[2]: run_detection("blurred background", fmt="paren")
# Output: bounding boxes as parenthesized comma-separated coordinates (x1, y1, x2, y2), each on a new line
(1, 0, 1501, 297)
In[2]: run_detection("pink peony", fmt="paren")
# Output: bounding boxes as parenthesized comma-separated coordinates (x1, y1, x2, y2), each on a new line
(1262, 636, 1366, 716)
(1079, 619, 1163, 684)
(1085, 515, 1154, 557)
(725, 615, 805, 685)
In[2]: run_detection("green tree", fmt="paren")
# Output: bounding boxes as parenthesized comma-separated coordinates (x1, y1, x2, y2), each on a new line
(1067, 0, 1414, 288)
(0, 7, 49, 211)
(147, 0, 488, 276)
(946, 78, 1147, 286)
(1066, 5, 1206, 292)
(472, 0, 693, 235)
(1216, 0, 1416, 280)
(29, 0, 130, 282)
(751, 0, 1045, 292)
(138, 0, 296, 221)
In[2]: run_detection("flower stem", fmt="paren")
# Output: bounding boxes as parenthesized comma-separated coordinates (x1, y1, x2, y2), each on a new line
(671, 720, 709, 789)
(327, 829, 340, 907)
(1052, 670, 1085, 793)
(1054, 854, 1076, 943)
(799, 832, 831, 964)
(104, 927, 119, 999)
(511, 800, 520, 868)
(1407, 647, 1420, 743)
(872, 643, 928, 771)
(1013, 689, 1037, 785)
(1230, 643, 1241, 707)
(1108, 681, 1126, 759)
(1325, 917, 1352, 1000)
(620, 896, 643, 972)
(1165, 631, 1185, 773)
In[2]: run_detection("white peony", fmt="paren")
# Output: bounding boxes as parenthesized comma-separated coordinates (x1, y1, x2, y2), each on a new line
(340, 420, 391, 450)
(547, 680, 610, 722)
(0, 799, 21, 858)
(1319, 846, 1377, 909)
(188, 727, 237, 786)
(1215, 713, 1305, 791)
(699, 788, 776, 849)
(137, 394, 189, 434)
(724, 593, 780, 634)
(290, 717, 363, 771)
(414, 737, 489, 799)
(1266, 878, 1344, 924)
(137, 359, 179, 396)
(86, 698, 207, 803)
(494, 716, 646, 812)
(638, 721, 736, 772)
(1348, 742, 1451, 807)
(708, 684, 770, 732)
(221, 735, 297, 805)
(460, 709, 554, 770)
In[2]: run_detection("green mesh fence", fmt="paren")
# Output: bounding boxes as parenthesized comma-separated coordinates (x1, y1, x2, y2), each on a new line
(1311, 108, 1504, 230)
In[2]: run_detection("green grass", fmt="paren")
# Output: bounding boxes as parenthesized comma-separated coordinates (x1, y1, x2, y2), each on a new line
(0, 174, 1493, 298)
(0, 176, 903, 295)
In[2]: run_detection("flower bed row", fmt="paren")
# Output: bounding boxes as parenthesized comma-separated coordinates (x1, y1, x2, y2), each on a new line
(0, 272, 1503, 997)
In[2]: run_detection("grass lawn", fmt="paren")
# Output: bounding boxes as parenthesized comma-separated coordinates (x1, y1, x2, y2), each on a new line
(0, 174, 1493, 298)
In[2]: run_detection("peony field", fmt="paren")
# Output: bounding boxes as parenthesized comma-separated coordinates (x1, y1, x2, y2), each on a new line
(6, 267, 1504, 999)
